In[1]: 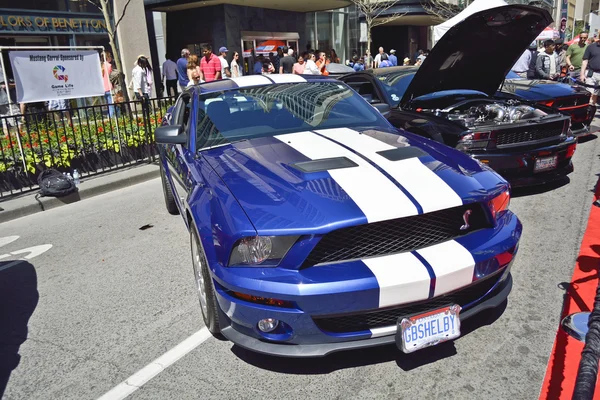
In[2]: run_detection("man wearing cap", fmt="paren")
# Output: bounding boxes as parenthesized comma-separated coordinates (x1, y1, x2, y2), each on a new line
(218, 47, 231, 79)
(389, 49, 398, 67)
(177, 48, 190, 91)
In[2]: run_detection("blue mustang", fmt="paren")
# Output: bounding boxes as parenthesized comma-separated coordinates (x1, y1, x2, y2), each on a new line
(156, 75, 522, 357)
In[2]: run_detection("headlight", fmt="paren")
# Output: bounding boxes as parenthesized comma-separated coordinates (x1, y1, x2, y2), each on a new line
(456, 131, 491, 151)
(228, 236, 299, 267)
(488, 189, 510, 220)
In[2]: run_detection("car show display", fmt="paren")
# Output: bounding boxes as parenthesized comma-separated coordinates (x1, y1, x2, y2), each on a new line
(338, 5, 578, 187)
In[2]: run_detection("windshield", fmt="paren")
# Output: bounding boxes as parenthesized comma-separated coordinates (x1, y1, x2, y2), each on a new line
(375, 70, 417, 106)
(195, 82, 388, 150)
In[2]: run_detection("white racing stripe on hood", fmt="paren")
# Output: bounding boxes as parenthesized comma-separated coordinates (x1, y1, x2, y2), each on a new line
(362, 252, 431, 308)
(315, 128, 463, 213)
(231, 75, 272, 87)
(416, 240, 475, 297)
(275, 131, 418, 222)
(268, 74, 307, 83)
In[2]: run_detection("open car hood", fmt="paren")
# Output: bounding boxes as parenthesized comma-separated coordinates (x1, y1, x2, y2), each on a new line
(401, 5, 552, 105)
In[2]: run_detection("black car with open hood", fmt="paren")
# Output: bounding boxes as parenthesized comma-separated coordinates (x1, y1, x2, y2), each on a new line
(339, 5, 576, 188)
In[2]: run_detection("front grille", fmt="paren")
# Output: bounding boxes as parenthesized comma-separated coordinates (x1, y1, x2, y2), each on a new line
(302, 203, 490, 268)
(312, 271, 502, 333)
(495, 123, 564, 147)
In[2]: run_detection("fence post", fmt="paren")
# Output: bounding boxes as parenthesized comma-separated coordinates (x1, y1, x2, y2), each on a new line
(13, 119, 28, 176)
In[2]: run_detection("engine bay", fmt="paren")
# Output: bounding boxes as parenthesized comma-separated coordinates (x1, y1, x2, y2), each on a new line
(422, 99, 549, 128)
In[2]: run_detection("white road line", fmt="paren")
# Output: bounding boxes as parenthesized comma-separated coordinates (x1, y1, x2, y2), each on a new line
(97, 328, 212, 400)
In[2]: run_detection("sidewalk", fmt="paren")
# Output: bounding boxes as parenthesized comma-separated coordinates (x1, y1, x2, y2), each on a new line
(0, 163, 160, 224)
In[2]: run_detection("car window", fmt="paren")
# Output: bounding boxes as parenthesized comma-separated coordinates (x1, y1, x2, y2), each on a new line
(195, 82, 390, 151)
(375, 70, 417, 106)
(174, 94, 192, 130)
(344, 78, 383, 104)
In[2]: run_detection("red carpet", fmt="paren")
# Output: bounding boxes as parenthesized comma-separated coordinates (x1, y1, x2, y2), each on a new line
(539, 180, 600, 399)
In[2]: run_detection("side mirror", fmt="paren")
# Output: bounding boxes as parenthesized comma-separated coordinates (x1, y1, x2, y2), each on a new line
(373, 103, 391, 118)
(155, 125, 187, 145)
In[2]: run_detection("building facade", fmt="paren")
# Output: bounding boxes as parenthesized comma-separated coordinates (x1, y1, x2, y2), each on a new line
(144, 0, 354, 77)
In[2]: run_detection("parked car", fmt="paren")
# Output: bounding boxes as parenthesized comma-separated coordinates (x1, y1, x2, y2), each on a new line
(156, 74, 521, 357)
(499, 71, 595, 137)
(338, 5, 577, 188)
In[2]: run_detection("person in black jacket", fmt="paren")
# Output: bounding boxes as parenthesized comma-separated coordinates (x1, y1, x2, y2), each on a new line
(527, 42, 540, 79)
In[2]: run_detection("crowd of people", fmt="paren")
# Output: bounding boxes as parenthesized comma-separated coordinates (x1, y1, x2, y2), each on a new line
(347, 47, 429, 72)
(510, 32, 600, 106)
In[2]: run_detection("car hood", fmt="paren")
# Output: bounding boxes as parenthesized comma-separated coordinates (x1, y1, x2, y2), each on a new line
(501, 79, 589, 100)
(401, 5, 551, 105)
(201, 128, 507, 235)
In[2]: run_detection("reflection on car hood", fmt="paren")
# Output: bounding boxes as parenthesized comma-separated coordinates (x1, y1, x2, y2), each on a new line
(501, 79, 589, 100)
(201, 128, 507, 234)
(402, 5, 551, 104)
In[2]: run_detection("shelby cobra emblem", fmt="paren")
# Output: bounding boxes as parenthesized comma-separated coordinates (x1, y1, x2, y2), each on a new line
(460, 209, 472, 231)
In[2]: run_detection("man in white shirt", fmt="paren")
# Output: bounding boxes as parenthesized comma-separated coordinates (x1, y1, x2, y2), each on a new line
(218, 47, 231, 79)
(511, 48, 532, 78)
(162, 54, 179, 97)
(374, 47, 385, 68)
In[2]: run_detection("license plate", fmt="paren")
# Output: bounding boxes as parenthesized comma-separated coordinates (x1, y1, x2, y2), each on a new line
(534, 155, 558, 173)
(397, 305, 461, 354)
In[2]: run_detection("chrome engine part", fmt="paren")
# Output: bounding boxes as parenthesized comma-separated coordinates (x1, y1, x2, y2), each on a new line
(443, 100, 544, 127)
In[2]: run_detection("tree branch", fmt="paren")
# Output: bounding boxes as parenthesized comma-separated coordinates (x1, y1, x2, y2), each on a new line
(371, 12, 407, 28)
(421, 0, 472, 21)
(113, 0, 134, 31)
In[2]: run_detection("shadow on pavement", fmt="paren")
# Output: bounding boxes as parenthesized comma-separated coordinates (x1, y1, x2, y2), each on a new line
(577, 134, 597, 144)
(511, 176, 570, 198)
(231, 300, 507, 374)
(0, 261, 39, 398)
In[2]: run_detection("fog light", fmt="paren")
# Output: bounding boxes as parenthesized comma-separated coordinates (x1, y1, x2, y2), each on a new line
(258, 318, 279, 333)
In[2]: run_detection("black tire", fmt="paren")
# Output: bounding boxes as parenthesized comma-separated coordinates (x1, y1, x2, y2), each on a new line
(190, 227, 221, 336)
(160, 163, 179, 215)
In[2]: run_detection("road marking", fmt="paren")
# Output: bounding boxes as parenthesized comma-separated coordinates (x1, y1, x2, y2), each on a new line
(0, 236, 53, 272)
(0, 236, 19, 247)
(97, 328, 212, 400)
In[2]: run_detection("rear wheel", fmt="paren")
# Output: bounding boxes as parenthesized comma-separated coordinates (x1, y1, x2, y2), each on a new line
(191, 227, 221, 335)
(160, 163, 179, 215)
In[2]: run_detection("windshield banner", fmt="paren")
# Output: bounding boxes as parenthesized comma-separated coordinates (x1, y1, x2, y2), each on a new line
(9, 50, 105, 103)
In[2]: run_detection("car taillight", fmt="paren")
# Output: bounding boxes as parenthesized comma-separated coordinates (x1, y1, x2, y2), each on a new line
(566, 143, 577, 159)
(456, 132, 491, 151)
(489, 190, 510, 220)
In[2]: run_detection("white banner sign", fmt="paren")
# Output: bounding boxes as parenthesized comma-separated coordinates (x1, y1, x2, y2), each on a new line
(9, 50, 105, 103)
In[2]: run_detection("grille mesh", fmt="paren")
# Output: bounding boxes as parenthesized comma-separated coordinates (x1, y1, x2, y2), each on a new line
(495, 125, 563, 147)
(302, 203, 490, 268)
(312, 272, 502, 333)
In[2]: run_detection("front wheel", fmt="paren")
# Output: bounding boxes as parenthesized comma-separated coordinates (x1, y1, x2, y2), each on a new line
(160, 163, 179, 215)
(190, 227, 221, 335)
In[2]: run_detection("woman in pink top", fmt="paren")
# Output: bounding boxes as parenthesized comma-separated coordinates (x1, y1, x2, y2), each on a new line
(101, 52, 115, 117)
(292, 55, 305, 75)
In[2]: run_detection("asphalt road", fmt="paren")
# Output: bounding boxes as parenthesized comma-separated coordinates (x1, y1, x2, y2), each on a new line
(2, 132, 600, 400)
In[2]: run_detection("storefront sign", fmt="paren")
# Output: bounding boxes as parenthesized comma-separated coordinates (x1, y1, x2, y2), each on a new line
(9, 50, 105, 103)
(0, 13, 107, 34)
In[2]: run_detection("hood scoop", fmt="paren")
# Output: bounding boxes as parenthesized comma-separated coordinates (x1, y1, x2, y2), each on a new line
(290, 157, 358, 173)
(377, 147, 429, 161)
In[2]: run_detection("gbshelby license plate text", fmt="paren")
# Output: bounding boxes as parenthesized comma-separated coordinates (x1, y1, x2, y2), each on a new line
(398, 305, 461, 353)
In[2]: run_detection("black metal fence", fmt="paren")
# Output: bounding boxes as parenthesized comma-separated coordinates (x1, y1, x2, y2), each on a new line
(0, 96, 176, 200)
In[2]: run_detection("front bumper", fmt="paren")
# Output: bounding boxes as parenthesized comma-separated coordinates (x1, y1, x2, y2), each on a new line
(210, 211, 521, 357)
(469, 136, 576, 188)
(221, 274, 512, 358)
